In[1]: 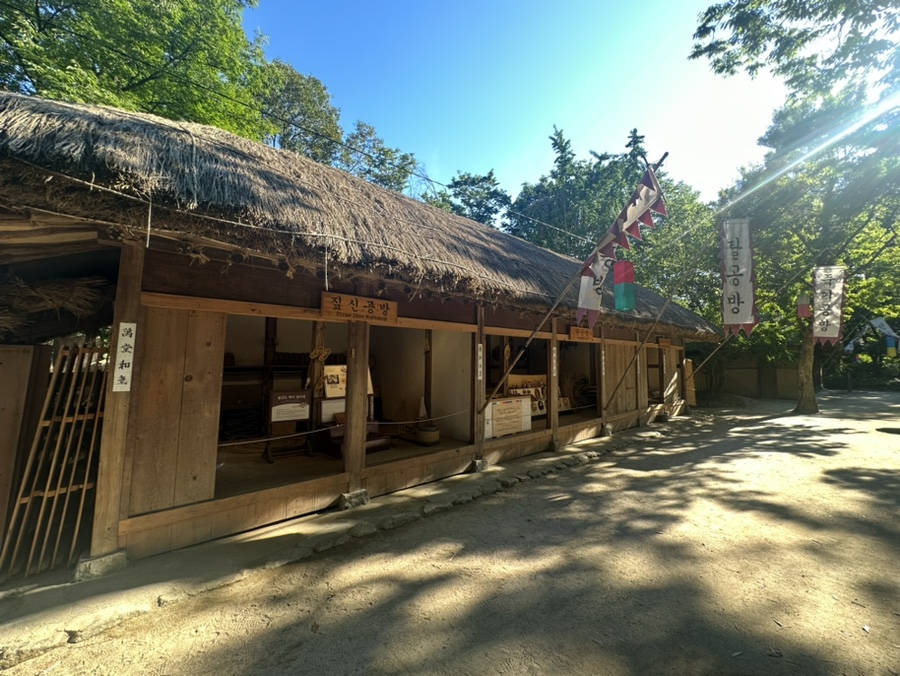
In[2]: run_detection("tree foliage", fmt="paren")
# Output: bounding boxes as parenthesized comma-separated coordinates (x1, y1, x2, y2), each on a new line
(0, 1, 421, 192)
(505, 128, 653, 259)
(0, 0, 270, 139)
(334, 121, 418, 193)
(693, 0, 900, 411)
(260, 59, 342, 163)
(715, 87, 900, 410)
(690, 0, 900, 96)
(420, 170, 511, 225)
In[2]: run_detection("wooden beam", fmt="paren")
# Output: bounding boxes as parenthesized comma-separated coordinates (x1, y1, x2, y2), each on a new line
(343, 321, 369, 492)
(141, 292, 321, 321)
(91, 243, 144, 557)
(599, 326, 607, 424)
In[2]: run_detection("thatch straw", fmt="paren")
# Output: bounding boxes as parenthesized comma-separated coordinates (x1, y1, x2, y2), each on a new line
(0, 275, 108, 317)
(0, 93, 721, 340)
(0, 307, 26, 334)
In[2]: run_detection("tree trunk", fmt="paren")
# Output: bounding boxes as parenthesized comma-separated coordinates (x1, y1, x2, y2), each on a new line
(794, 323, 819, 414)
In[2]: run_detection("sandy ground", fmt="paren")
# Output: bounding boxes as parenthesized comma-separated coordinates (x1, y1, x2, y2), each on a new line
(8, 391, 900, 676)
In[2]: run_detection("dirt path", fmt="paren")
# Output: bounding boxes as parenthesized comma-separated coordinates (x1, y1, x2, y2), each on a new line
(10, 392, 900, 675)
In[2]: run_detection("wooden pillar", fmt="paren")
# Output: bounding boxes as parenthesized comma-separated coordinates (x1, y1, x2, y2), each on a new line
(343, 320, 369, 492)
(91, 243, 144, 558)
(308, 321, 326, 427)
(548, 319, 559, 448)
(424, 329, 433, 419)
(0, 347, 34, 540)
(263, 317, 277, 436)
(636, 332, 644, 416)
(472, 305, 485, 458)
(501, 336, 511, 397)
(599, 326, 607, 424)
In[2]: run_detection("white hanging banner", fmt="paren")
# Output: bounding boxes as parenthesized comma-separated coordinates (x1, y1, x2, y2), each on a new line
(112, 322, 137, 392)
(813, 266, 846, 345)
(575, 255, 613, 329)
(720, 219, 757, 336)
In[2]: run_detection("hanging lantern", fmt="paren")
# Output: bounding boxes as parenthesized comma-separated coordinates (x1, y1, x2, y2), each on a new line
(614, 260, 635, 312)
(797, 292, 811, 318)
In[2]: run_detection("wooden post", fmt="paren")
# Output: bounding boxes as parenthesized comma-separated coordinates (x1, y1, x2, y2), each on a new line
(309, 322, 326, 427)
(548, 319, 559, 449)
(472, 305, 485, 458)
(0, 346, 34, 543)
(343, 320, 369, 492)
(599, 326, 607, 425)
(636, 332, 645, 419)
(424, 329, 433, 419)
(91, 243, 144, 558)
(501, 336, 511, 397)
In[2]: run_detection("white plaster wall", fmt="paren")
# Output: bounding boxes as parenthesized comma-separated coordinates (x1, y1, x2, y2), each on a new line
(432, 331, 472, 441)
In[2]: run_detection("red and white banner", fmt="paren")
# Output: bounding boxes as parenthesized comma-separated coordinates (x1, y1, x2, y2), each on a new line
(575, 255, 613, 328)
(720, 218, 757, 336)
(575, 167, 666, 328)
(813, 266, 846, 345)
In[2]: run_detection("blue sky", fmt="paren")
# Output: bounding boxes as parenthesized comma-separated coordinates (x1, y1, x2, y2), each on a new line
(244, 1, 787, 201)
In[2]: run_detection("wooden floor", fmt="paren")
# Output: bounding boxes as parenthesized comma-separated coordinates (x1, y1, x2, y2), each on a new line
(215, 434, 472, 499)
(214, 406, 603, 500)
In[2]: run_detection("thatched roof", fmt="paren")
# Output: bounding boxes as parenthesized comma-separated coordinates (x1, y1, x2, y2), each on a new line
(0, 92, 721, 340)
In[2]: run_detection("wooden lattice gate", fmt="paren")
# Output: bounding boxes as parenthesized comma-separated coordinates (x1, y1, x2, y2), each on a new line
(0, 343, 107, 578)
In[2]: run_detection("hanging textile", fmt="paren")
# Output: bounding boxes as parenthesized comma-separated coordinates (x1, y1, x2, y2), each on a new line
(812, 266, 846, 345)
(719, 218, 757, 336)
(575, 255, 614, 328)
(575, 167, 666, 328)
(614, 260, 635, 311)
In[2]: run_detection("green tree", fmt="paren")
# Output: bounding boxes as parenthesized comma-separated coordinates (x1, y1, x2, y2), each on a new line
(716, 88, 899, 412)
(506, 128, 648, 258)
(690, 0, 900, 96)
(259, 59, 342, 163)
(692, 0, 900, 412)
(0, 0, 269, 139)
(334, 121, 418, 193)
(421, 170, 510, 225)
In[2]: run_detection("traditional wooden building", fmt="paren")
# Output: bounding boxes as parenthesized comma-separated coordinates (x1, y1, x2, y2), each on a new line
(0, 93, 719, 575)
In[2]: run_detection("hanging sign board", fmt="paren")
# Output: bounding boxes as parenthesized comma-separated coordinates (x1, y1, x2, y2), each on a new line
(813, 266, 846, 345)
(569, 326, 593, 341)
(270, 390, 310, 422)
(720, 218, 757, 336)
(112, 322, 137, 392)
(321, 293, 398, 323)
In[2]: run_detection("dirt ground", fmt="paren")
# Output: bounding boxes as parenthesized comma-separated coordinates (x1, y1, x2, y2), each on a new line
(9, 391, 900, 676)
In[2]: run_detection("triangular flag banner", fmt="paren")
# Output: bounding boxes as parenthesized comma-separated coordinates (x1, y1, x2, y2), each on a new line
(575, 255, 614, 329)
(813, 266, 846, 345)
(614, 260, 635, 312)
(720, 218, 758, 337)
(576, 167, 665, 320)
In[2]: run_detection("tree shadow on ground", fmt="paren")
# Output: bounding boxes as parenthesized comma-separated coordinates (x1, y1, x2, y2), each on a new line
(147, 403, 899, 676)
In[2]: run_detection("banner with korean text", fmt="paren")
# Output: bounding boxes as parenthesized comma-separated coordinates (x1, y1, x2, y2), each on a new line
(813, 266, 846, 345)
(719, 218, 757, 336)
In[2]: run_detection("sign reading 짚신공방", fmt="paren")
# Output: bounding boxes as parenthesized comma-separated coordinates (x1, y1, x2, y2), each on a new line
(321, 293, 398, 323)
